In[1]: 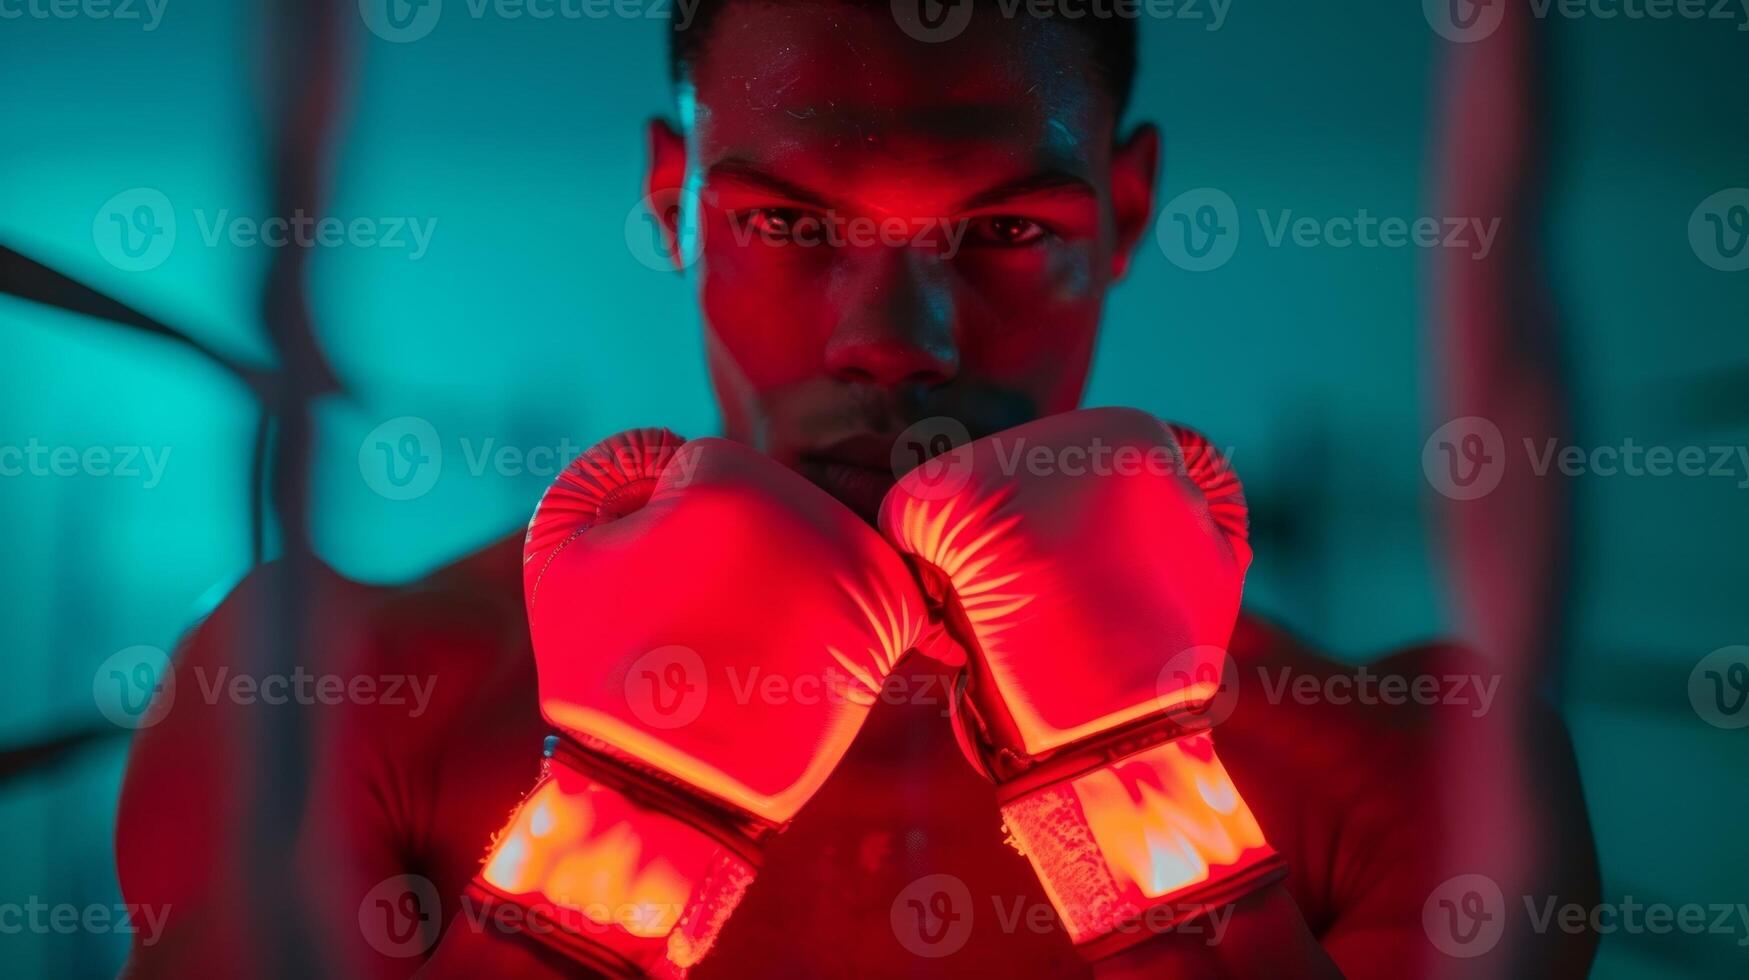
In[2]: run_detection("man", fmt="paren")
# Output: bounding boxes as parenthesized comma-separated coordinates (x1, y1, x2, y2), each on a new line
(115, 2, 1600, 977)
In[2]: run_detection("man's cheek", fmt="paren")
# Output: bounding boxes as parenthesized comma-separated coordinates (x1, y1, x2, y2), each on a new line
(700, 267, 829, 390)
(1042, 239, 1103, 301)
(955, 298, 1100, 413)
(959, 253, 1100, 342)
(955, 239, 1101, 307)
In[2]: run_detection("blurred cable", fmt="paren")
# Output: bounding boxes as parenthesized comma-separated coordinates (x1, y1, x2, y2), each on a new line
(0, 723, 121, 783)
(0, 244, 277, 400)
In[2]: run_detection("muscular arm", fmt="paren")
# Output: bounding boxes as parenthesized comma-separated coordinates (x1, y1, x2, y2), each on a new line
(1089, 884, 1339, 979)
(1311, 650, 1599, 979)
(117, 548, 547, 978)
(116, 564, 410, 977)
(1099, 628, 1600, 980)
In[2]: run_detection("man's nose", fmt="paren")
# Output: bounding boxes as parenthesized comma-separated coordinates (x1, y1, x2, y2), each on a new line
(824, 246, 959, 389)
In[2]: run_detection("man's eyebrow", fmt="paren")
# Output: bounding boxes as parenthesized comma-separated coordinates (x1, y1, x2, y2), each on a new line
(704, 159, 832, 207)
(956, 171, 1096, 212)
(703, 160, 1096, 212)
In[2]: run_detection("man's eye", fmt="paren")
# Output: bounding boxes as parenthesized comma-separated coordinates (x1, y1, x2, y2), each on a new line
(746, 208, 816, 240)
(967, 216, 1047, 247)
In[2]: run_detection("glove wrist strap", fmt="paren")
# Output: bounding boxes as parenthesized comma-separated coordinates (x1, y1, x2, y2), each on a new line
(471, 751, 757, 978)
(997, 732, 1284, 960)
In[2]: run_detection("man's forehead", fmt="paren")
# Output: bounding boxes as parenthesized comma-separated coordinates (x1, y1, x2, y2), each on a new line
(684, 3, 1113, 188)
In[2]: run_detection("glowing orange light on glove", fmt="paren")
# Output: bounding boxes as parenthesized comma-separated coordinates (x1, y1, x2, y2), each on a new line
(881, 408, 1284, 956)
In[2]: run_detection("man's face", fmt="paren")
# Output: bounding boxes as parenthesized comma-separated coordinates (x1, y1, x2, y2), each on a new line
(647, 4, 1158, 519)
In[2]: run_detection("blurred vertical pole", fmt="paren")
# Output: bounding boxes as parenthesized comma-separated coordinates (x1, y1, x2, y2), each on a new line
(246, 0, 347, 974)
(1432, 5, 1569, 686)
(1429, 0, 1574, 974)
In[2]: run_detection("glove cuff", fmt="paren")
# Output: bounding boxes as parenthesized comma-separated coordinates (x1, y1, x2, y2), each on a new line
(471, 747, 758, 978)
(997, 732, 1283, 959)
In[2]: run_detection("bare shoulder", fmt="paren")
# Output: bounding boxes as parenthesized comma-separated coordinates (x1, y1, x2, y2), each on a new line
(116, 534, 534, 904)
(151, 533, 528, 729)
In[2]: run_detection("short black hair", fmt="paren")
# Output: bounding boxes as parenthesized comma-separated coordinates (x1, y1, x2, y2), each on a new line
(669, 0, 1138, 118)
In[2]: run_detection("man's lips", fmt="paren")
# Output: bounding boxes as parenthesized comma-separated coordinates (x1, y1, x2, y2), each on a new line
(798, 436, 901, 516)
(805, 433, 897, 471)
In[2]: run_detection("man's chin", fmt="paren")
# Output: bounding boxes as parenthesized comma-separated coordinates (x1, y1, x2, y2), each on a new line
(795, 459, 896, 525)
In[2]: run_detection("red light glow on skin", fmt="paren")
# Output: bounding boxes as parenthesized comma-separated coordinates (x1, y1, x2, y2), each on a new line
(646, 4, 1161, 521)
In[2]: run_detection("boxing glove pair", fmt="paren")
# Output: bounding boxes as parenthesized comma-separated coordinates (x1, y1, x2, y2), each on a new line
(469, 409, 1281, 975)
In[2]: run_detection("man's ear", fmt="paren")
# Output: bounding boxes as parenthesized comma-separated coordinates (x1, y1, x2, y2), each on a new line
(1109, 123, 1160, 282)
(645, 118, 690, 271)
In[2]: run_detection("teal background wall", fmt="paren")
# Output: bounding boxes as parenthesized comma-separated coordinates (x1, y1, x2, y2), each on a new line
(2, 2, 1745, 976)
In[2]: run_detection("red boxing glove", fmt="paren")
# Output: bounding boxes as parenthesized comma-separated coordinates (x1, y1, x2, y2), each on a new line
(880, 407, 1284, 959)
(472, 430, 937, 977)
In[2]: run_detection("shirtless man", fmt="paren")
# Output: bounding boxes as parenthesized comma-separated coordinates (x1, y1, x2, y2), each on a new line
(116, 2, 1600, 976)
